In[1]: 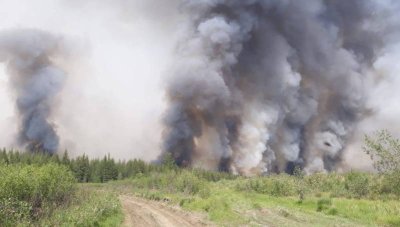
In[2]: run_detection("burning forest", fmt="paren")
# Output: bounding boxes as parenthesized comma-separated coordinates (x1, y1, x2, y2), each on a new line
(3, 1, 400, 226)
(0, 0, 399, 176)
(162, 0, 400, 175)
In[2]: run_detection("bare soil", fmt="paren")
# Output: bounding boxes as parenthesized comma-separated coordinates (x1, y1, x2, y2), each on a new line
(120, 195, 213, 227)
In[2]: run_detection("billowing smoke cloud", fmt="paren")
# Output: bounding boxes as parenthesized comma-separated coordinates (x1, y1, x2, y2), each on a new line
(0, 0, 180, 161)
(0, 29, 65, 153)
(0, 0, 399, 171)
(163, 0, 400, 175)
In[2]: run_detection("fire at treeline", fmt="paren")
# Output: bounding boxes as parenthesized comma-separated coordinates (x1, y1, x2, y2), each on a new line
(1, 0, 399, 176)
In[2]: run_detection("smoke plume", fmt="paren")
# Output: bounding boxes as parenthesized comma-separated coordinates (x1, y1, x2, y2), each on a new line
(163, 0, 399, 175)
(0, 29, 65, 153)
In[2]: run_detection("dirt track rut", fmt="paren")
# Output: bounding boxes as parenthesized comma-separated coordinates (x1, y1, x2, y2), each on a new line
(120, 195, 212, 227)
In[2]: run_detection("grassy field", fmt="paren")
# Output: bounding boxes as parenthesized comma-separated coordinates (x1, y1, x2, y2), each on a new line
(1, 149, 400, 226)
(99, 169, 400, 227)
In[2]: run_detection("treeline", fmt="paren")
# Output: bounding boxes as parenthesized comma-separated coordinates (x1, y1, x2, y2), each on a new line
(0, 149, 166, 183)
(0, 149, 232, 183)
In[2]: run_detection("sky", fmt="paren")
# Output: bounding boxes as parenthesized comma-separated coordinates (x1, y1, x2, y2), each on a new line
(0, 0, 399, 169)
(0, 0, 182, 160)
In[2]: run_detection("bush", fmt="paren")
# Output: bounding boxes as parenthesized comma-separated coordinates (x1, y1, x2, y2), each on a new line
(305, 173, 346, 197)
(0, 163, 76, 226)
(316, 198, 332, 212)
(344, 172, 370, 199)
(381, 170, 400, 196)
(192, 168, 237, 182)
(363, 131, 400, 197)
(235, 175, 296, 197)
(175, 171, 205, 195)
(364, 130, 400, 173)
(0, 198, 32, 226)
(41, 188, 122, 226)
(130, 169, 210, 197)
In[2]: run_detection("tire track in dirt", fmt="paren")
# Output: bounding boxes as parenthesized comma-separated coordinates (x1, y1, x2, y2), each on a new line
(120, 195, 213, 227)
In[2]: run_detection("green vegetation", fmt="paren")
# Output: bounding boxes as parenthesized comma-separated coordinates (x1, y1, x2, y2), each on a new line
(1, 130, 400, 226)
(2, 149, 400, 226)
(102, 168, 400, 226)
(0, 149, 174, 183)
(0, 164, 75, 226)
(0, 162, 122, 226)
(40, 187, 123, 226)
(364, 130, 400, 173)
(364, 130, 400, 197)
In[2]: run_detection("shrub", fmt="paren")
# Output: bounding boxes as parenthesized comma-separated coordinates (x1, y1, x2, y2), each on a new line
(235, 175, 296, 197)
(267, 177, 296, 196)
(0, 198, 32, 226)
(130, 169, 210, 196)
(316, 198, 332, 212)
(364, 130, 400, 173)
(305, 173, 345, 196)
(198, 186, 211, 199)
(363, 131, 400, 198)
(36, 164, 77, 203)
(192, 168, 237, 182)
(175, 171, 204, 194)
(381, 170, 400, 196)
(0, 163, 76, 226)
(41, 188, 122, 226)
(344, 172, 370, 199)
(327, 207, 338, 216)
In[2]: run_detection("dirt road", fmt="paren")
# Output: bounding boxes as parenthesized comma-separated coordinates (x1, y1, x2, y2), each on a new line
(120, 195, 213, 227)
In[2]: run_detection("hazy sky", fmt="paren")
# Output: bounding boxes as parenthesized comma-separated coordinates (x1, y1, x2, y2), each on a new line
(0, 0, 399, 168)
(0, 0, 182, 160)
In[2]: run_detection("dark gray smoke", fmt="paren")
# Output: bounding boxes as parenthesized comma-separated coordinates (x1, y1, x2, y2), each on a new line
(0, 29, 65, 153)
(163, 0, 399, 175)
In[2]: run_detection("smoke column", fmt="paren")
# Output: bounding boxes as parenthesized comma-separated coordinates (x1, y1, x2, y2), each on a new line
(163, 0, 399, 175)
(0, 29, 65, 153)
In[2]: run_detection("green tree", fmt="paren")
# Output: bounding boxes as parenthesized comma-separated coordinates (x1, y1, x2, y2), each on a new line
(61, 150, 71, 166)
(72, 154, 90, 182)
(99, 154, 118, 183)
(364, 130, 400, 196)
(364, 130, 400, 173)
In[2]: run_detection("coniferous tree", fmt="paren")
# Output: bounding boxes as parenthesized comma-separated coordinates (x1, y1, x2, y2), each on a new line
(61, 150, 70, 166)
(72, 154, 90, 183)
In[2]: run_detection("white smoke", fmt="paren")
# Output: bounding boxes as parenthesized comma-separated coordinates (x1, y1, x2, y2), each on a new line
(162, 0, 400, 174)
(0, 0, 399, 174)
(232, 106, 278, 176)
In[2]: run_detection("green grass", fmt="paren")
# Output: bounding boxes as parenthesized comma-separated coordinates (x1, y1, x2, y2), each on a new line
(2, 153, 399, 226)
(101, 170, 400, 227)
(40, 185, 123, 226)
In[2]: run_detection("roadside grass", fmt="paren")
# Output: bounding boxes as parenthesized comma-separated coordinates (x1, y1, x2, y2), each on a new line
(3, 151, 399, 226)
(40, 185, 123, 226)
(102, 170, 400, 227)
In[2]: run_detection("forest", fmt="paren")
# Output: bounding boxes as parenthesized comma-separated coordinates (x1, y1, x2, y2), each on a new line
(1, 130, 400, 226)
